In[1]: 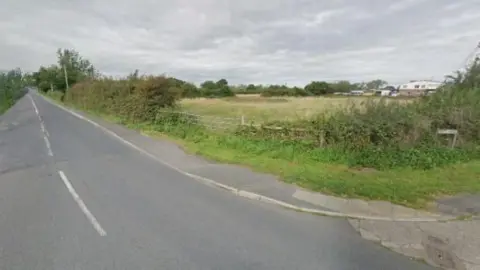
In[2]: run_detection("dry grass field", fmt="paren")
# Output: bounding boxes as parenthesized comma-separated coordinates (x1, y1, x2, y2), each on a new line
(180, 94, 409, 123)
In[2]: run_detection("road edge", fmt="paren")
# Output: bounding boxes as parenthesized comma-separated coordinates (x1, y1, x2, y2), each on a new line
(37, 93, 456, 222)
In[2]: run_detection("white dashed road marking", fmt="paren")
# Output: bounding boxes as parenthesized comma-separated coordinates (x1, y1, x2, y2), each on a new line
(28, 94, 106, 236)
(28, 95, 53, 156)
(58, 170, 107, 236)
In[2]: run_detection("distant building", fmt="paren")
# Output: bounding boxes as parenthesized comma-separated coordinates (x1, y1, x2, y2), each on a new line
(398, 80, 442, 96)
(383, 86, 397, 92)
(349, 90, 364, 96)
(374, 90, 391, 96)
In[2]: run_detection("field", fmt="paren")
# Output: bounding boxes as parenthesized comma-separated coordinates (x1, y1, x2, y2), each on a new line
(170, 93, 479, 208)
(53, 82, 480, 209)
(180, 94, 410, 123)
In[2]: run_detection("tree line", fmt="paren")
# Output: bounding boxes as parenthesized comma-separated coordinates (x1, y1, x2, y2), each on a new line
(0, 68, 30, 113)
(22, 47, 480, 173)
(32, 48, 392, 98)
(236, 79, 389, 97)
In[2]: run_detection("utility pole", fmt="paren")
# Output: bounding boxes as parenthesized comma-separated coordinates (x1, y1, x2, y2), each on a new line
(63, 64, 69, 90)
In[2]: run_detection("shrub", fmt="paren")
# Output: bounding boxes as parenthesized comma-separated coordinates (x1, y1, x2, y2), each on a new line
(199, 79, 235, 98)
(260, 85, 308, 97)
(0, 69, 28, 113)
(305, 81, 332, 95)
(238, 59, 480, 170)
(64, 75, 182, 123)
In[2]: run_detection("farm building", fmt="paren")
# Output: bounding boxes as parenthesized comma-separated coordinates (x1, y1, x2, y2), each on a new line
(349, 90, 364, 96)
(374, 90, 391, 96)
(397, 80, 442, 96)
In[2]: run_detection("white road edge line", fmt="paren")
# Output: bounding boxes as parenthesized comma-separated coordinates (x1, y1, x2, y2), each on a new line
(28, 94, 53, 156)
(58, 170, 107, 236)
(29, 94, 40, 115)
(43, 136, 54, 156)
(39, 94, 454, 222)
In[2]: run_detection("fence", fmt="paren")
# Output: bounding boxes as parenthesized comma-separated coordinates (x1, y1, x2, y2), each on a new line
(157, 110, 244, 131)
(156, 110, 460, 148)
(157, 110, 307, 131)
(155, 109, 323, 144)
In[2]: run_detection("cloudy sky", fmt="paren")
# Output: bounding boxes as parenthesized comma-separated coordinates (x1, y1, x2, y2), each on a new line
(1, 0, 479, 85)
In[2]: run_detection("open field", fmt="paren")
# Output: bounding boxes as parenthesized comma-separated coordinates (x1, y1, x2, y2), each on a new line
(180, 94, 411, 123)
(45, 90, 480, 209)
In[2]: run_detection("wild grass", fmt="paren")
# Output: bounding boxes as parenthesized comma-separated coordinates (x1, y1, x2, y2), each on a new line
(45, 59, 480, 208)
(47, 102, 480, 209)
(181, 94, 410, 123)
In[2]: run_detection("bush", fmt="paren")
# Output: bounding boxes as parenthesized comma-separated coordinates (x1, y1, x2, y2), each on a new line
(64, 75, 182, 123)
(199, 79, 235, 98)
(260, 85, 311, 97)
(45, 90, 65, 101)
(0, 69, 28, 113)
(238, 59, 480, 170)
(305, 81, 332, 95)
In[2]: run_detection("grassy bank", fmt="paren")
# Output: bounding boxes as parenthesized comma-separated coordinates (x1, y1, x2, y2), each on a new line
(40, 60, 480, 209)
(140, 123, 480, 209)
(44, 90, 480, 209)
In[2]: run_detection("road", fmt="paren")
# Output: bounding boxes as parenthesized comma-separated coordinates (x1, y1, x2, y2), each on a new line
(0, 91, 436, 270)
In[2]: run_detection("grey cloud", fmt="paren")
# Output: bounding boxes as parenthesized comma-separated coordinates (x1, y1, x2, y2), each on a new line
(1, 0, 480, 86)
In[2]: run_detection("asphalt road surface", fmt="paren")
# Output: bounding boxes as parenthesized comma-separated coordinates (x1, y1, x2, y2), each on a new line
(0, 91, 436, 270)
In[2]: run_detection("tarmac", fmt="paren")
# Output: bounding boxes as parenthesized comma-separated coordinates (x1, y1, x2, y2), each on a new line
(42, 97, 480, 270)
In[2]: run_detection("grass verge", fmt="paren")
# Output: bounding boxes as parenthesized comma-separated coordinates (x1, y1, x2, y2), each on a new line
(42, 93, 480, 209)
(142, 128, 480, 209)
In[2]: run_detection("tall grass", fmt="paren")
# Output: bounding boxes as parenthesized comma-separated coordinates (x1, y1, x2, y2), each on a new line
(232, 60, 480, 170)
(61, 59, 480, 171)
(46, 59, 480, 206)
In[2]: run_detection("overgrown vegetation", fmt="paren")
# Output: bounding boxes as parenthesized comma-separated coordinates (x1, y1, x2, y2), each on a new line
(34, 49, 480, 207)
(0, 69, 29, 114)
(234, 59, 480, 170)
(64, 76, 182, 123)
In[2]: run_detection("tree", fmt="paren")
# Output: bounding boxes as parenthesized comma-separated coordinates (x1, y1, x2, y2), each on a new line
(33, 65, 62, 93)
(293, 86, 311, 96)
(181, 82, 201, 98)
(200, 80, 217, 90)
(200, 80, 234, 97)
(352, 82, 367, 90)
(365, 79, 388, 90)
(127, 69, 140, 80)
(304, 81, 331, 95)
(246, 84, 256, 91)
(32, 49, 97, 93)
(445, 57, 480, 90)
(0, 68, 28, 113)
(56, 48, 97, 92)
(216, 78, 228, 87)
(330, 80, 354, 92)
